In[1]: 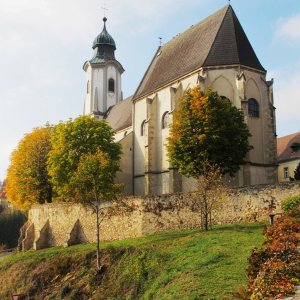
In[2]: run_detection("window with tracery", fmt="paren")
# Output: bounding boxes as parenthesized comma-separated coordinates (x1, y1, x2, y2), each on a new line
(248, 98, 259, 118)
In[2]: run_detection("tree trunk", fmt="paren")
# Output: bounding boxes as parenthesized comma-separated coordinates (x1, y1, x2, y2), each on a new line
(96, 204, 101, 271)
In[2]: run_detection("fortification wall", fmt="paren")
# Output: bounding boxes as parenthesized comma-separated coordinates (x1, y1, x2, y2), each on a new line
(19, 182, 300, 250)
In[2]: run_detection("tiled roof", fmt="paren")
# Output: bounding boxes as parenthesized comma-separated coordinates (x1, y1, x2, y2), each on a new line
(105, 96, 132, 132)
(277, 132, 300, 162)
(133, 5, 265, 100)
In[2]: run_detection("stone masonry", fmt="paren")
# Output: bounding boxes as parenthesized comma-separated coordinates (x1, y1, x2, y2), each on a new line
(19, 182, 300, 250)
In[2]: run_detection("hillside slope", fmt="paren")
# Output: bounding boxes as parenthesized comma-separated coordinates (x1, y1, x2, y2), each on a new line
(0, 223, 265, 300)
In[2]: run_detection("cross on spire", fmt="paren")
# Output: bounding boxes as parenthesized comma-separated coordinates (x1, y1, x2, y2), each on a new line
(101, 3, 108, 17)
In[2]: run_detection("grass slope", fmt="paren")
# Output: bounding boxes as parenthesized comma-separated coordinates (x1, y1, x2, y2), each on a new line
(0, 223, 266, 300)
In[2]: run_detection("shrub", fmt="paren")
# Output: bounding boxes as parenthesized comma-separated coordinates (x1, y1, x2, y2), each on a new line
(282, 195, 300, 213)
(247, 204, 300, 299)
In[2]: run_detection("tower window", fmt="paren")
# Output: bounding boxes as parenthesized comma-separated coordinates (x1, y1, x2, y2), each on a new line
(141, 120, 146, 136)
(162, 111, 170, 129)
(248, 98, 259, 118)
(108, 78, 115, 93)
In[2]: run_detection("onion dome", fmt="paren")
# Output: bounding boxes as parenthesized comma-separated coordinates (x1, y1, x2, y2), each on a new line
(92, 17, 116, 50)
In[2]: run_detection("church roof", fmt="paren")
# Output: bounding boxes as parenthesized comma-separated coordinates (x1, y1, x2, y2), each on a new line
(105, 96, 132, 131)
(133, 5, 265, 100)
(277, 132, 300, 163)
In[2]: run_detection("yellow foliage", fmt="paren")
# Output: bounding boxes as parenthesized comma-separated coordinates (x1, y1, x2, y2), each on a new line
(6, 127, 52, 211)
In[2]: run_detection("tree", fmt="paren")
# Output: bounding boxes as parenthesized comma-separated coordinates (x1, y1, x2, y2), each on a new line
(194, 160, 228, 231)
(71, 149, 121, 271)
(6, 127, 52, 211)
(167, 86, 252, 177)
(294, 163, 300, 181)
(167, 86, 251, 230)
(47, 116, 122, 201)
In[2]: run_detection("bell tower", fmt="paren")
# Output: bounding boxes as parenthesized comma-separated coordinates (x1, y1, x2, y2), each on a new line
(83, 17, 124, 118)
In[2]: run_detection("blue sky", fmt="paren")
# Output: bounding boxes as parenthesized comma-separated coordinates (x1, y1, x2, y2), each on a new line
(0, 0, 300, 180)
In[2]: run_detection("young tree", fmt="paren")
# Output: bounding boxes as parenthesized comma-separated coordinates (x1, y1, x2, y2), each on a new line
(6, 127, 52, 210)
(71, 150, 121, 271)
(167, 86, 251, 230)
(47, 116, 122, 201)
(294, 163, 300, 181)
(195, 161, 228, 231)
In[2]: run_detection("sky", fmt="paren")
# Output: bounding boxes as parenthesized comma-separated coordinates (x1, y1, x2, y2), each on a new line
(0, 0, 300, 180)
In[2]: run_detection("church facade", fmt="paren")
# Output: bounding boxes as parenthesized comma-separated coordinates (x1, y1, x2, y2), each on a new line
(83, 5, 278, 196)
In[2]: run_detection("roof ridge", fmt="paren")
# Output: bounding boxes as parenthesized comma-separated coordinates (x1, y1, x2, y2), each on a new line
(202, 5, 231, 67)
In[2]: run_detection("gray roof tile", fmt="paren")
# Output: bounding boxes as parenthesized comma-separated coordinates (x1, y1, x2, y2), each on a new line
(133, 5, 265, 100)
(105, 96, 132, 131)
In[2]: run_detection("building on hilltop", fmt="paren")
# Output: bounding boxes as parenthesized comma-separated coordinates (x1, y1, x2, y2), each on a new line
(277, 132, 300, 182)
(83, 4, 277, 196)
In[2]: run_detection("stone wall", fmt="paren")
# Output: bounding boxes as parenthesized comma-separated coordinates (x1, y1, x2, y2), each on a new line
(19, 182, 300, 250)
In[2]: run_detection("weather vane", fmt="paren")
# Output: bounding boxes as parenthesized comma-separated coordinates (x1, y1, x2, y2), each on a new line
(101, 3, 108, 17)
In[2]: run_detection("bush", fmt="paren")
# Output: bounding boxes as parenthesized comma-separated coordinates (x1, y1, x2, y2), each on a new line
(282, 195, 300, 213)
(0, 211, 27, 248)
(247, 204, 300, 299)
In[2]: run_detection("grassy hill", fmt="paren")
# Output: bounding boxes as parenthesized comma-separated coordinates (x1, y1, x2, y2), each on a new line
(0, 223, 266, 300)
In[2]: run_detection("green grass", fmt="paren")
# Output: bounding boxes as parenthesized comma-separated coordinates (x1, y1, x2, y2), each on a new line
(0, 223, 266, 300)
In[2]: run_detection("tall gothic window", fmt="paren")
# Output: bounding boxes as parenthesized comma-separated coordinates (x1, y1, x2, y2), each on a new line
(87, 80, 90, 93)
(162, 111, 170, 129)
(248, 98, 259, 117)
(141, 120, 146, 136)
(108, 78, 115, 93)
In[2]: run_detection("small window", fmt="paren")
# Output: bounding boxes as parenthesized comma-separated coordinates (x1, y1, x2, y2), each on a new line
(248, 98, 259, 118)
(141, 120, 146, 136)
(284, 167, 289, 179)
(162, 111, 170, 129)
(108, 78, 115, 93)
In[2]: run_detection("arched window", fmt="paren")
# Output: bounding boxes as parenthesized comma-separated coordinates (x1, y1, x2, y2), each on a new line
(248, 98, 259, 118)
(162, 111, 170, 129)
(87, 80, 90, 93)
(220, 96, 230, 102)
(108, 78, 115, 93)
(141, 120, 146, 136)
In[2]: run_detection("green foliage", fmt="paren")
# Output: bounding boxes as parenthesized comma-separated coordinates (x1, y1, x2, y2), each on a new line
(47, 116, 122, 201)
(294, 163, 300, 180)
(0, 211, 27, 248)
(6, 126, 52, 210)
(0, 223, 265, 299)
(247, 205, 300, 299)
(282, 195, 300, 213)
(167, 86, 252, 178)
(71, 149, 121, 204)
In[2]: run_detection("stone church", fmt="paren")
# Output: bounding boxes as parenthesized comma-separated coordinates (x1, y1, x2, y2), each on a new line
(83, 4, 277, 196)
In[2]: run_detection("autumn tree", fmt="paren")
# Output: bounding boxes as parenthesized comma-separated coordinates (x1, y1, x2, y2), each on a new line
(6, 127, 52, 211)
(167, 86, 251, 230)
(47, 116, 121, 201)
(71, 150, 121, 271)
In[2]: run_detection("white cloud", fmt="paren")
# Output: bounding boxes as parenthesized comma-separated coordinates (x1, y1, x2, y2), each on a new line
(276, 13, 300, 41)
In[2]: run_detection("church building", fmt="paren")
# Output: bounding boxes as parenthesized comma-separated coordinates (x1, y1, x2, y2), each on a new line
(83, 5, 278, 196)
